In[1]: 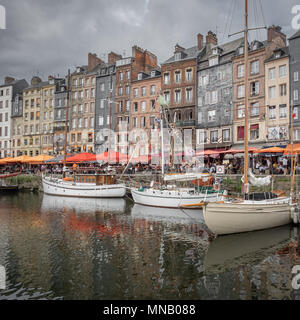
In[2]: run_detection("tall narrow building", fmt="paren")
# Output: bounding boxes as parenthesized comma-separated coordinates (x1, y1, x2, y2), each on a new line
(0, 77, 28, 158)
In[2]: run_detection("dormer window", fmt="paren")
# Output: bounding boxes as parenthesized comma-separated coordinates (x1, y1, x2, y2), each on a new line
(175, 52, 182, 61)
(209, 57, 218, 67)
(275, 52, 281, 59)
(212, 48, 218, 55)
(76, 67, 81, 73)
(238, 47, 244, 55)
(138, 73, 143, 80)
(151, 71, 156, 77)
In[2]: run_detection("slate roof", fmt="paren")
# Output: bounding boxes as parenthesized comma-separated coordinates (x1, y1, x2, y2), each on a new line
(265, 46, 289, 63)
(289, 29, 300, 40)
(163, 45, 200, 64)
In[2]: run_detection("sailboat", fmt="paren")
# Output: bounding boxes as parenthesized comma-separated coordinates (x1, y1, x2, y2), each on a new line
(202, 0, 298, 235)
(42, 71, 126, 198)
(130, 96, 224, 208)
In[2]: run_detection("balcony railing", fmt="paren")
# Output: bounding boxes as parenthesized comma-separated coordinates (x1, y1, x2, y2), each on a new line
(176, 120, 195, 127)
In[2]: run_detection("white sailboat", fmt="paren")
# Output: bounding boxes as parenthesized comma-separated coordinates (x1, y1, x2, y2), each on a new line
(42, 71, 126, 199)
(130, 95, 224, 208)
(203, 0, 298, 235)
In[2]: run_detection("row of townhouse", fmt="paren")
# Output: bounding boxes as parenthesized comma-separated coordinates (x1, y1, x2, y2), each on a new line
(1, 26, 300, 158)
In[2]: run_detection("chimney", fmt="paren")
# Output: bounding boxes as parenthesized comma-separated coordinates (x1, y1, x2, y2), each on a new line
(5, 76, 15, 85)
(267, 25, 286, 45)
(108, 51, 122, 64)
(31, 76, 42, 86)
(197, 33, 204, 51)
(88, 52, 104, 72)
(206, 31, 218, 46)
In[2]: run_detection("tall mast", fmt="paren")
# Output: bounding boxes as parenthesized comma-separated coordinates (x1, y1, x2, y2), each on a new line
(161, 105, 165, 176)
(63, 69, 71, 177)
(244, 0, 249, 199)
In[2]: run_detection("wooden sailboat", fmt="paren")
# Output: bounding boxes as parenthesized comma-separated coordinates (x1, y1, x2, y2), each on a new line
(42, 70, 126, 198)
(203, 0, 297, 235)
(130, 96, 224, 208)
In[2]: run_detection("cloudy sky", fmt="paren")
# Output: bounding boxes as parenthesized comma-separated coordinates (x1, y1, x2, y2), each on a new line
(0, 0, 299, 83)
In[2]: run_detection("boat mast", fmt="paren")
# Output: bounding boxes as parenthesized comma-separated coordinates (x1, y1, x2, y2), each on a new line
(63, 69, 71, 178)
(291, 102, 295, 199)
(243, 0, 249, 199)
(161, 104, 165, 176)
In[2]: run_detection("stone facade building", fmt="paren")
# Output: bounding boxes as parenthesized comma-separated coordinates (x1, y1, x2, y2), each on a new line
(0, 77, 28, 158)
(232, 26, 287, 149)
(265, 47, 290, 144)
(69, 53, 104, 153)
(94, 52, 121, 154)
(289, 29, 300, 141)
(114, 46, 158, 154)
(197, 37, 244, 150)
(129, 69, 161, 156)
(11, 93, 24, 157)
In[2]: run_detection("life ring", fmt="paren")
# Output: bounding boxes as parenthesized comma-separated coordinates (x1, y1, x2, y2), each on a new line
(213, 184, 219, 191)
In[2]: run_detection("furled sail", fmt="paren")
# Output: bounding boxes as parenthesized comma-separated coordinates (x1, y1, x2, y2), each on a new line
(164, 173, 212, 182)
(241, 169, 271, 187)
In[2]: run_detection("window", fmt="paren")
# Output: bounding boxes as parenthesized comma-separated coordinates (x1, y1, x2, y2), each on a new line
(269, 106, 276, 120)
(141, 87, 146, 96)
(279, 84, 287, 96)
(238, 105, 245, 118)
(185, 88, 193, 102)
(198, 111, 203, 124)
(211, 91, 218, 104)
(199, 75, 209, 86)
(294, 89, 299, 101)
(222, 129, 230, 142)
(118, 101, 123, 112)
(119, 72, 123, 81)
(119, 87, 123, 95)
(138, 73, 143, 81)
(98, 116, 104, 125)
(293, 107, 299, 120)
(237, 85, 245, 98)
(100, 83, 105, 91)
(238, 47, 244, 55)
(141, 101, 146, 112)
(174, 90, 181, 103)
(279, 65, 286, 78)
(164, 73, 170, 85)
(250, 81, 259, 96)
(294, 72, 299, 82)
(210, 130, 218, 143)
(279, 104, 287, 118)
(269, 68, 276, 80)
(251, 102, 259, 117)
(208, 110, 216, 122)
(238, 64, 245, 78)
(133, 102, 138, 112)
(150, 85, 156, 95)
(84, 118, 88, 128)
(107, 115, 110, 125)
(126, 86, 130, 95)
(174, 71, 181, 83)
(126, 71, 131, 80)
(141, 117, 146, 127)
(294, 129, 300, 141)
(250, 124, 259, 140)
(133, 117, 137, 128)
(100, 100, 105, 109)
(133, 88, 138, 98)
(164, 91, 170, 103)
(174, 52, 181, 61)
(198, 130, 207, 144)
(250, 60, 259, 74)
(186, 69, 193, 82)
(237, 126, 244, 140)
(269, 86, 276, 99)
(209, 57, 218, 67)
(126, 101, 130, 111)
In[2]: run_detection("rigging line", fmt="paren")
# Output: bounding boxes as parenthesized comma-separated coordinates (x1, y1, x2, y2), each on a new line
(253, 0, 260, 41)
(228, 0, 237, 39)
(259, 0, 267, 29)
(223, 0, 234, 43)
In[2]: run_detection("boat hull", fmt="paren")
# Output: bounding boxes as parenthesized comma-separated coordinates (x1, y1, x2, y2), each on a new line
(203, 200, 293, 235)
(42, 177, 126, 198)
(131, 187, 223, 208)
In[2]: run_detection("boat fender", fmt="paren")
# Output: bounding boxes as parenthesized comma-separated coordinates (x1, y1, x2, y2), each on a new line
(291, 207, 298, 224)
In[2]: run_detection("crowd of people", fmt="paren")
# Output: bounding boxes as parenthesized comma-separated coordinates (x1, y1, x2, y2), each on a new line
(0, 154, 297, 176)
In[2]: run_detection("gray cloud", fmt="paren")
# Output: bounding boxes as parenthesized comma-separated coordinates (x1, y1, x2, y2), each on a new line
(0, 0, 299, 83)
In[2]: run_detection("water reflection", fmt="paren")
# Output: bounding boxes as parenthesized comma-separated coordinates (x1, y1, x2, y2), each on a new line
(0, 193, 300, 300)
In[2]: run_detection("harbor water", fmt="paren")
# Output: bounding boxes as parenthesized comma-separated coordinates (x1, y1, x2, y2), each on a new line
(0, 192, 300, 300)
